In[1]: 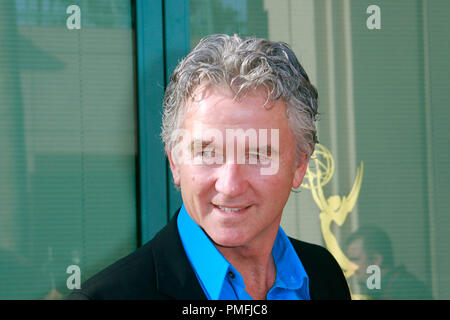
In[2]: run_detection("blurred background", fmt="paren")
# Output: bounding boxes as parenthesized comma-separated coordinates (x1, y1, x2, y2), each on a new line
(0, 0, 448, 299)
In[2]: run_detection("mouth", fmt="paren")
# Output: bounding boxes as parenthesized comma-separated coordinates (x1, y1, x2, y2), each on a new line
(212, 204, 252, 214)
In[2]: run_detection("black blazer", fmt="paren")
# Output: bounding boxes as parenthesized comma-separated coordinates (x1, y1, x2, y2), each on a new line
(67, 211, 351, 300)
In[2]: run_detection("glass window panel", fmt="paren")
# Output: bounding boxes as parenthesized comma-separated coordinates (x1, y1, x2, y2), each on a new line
(189, 0, 450, 299)
(0, 0, 137, 299)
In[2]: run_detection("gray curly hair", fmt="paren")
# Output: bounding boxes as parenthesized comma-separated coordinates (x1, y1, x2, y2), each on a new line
(161, 34, 318, 161)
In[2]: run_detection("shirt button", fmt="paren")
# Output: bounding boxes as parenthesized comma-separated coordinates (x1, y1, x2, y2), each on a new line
(227, 271, 235, 279)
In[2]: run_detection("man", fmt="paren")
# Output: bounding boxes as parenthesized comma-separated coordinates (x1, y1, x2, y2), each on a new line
(346, 226, 432, 300)
(67, 34, 350, 300)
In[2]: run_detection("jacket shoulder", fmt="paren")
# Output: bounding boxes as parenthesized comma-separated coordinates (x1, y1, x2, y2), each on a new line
(66, 237, 169, 300)
(289, 238, 351, 300)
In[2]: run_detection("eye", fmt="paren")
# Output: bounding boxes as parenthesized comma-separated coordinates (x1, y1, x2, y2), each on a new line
(202, 150, 215, 158)
(247, 153, 271, 165)
(257, 154, 271, 165)
(193, 149, 213, 157)
(192, 149, 224, 166)
(248, 152, 259, 160)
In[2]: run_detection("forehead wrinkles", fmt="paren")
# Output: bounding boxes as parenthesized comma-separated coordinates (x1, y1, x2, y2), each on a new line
(184, 85, 282, 123)
(180, 85, 294, 156)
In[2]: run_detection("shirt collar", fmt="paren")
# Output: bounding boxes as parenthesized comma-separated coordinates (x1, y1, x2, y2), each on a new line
(271, 227, 309, 293)
(177, 204, 230, 300)
(177, 204, 309, 299)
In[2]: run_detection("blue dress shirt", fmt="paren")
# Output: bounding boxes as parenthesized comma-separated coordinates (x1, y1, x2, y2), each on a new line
(177, 204, 310, 300)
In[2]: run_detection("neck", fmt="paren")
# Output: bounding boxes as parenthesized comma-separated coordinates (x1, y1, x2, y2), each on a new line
(215, 225, 279, 300)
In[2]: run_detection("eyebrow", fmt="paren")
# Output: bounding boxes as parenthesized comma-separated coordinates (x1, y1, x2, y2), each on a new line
(248, 145, 278, 156)
(189, 139, 215, 153)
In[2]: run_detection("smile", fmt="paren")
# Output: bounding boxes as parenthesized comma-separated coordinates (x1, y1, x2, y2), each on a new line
(213, 204, 251, 213)
(217, 205, 245, 212)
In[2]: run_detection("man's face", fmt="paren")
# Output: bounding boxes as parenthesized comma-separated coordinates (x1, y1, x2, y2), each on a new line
(347, 238, 370, 282)
(168, 86, 308, 248)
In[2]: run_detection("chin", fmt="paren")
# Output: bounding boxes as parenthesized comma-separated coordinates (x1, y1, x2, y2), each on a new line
(207, 228, 249, 248)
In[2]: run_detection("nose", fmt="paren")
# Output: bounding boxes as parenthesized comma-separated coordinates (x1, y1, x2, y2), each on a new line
(214, 162, 249, 197)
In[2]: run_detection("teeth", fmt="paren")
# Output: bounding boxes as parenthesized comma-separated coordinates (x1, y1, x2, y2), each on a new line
(217, 205, 244, 212)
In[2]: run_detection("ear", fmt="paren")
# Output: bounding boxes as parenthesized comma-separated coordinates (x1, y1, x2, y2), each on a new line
(292, 154, 309, 189)
(167, 149, 181, 186)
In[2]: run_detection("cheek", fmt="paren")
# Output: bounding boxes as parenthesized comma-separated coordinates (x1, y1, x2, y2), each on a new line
(181, 166, 215, 193)
(258, 173, 292, 199)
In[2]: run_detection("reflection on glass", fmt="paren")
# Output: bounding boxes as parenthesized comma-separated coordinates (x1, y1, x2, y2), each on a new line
(190, 0, 268, 47)
(0, 0, 137, 299)
(189, 0, 449, 299)
(345, 226, 433, 300)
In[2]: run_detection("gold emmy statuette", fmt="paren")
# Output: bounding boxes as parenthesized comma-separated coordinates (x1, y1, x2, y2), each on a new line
(301, 144, 364, 279)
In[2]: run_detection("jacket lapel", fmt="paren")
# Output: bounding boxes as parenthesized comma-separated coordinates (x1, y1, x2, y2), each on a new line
(151, 211, 207, 300)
